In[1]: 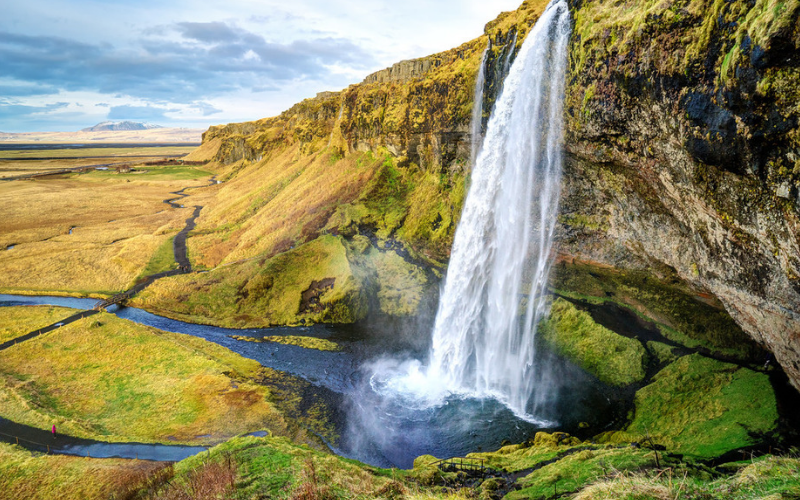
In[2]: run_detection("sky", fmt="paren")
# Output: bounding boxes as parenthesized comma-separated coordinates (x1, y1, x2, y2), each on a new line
(0, 0, 523, 132)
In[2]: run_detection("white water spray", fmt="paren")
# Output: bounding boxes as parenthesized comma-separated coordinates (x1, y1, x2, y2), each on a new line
(427, 0, 571, 419)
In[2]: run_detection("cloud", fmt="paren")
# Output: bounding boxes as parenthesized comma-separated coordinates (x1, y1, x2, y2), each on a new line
(0, 22, 376, 108)
(190, 101, 223, 117)
(0, 101, 69, 118)
(175, 22, 239, 43)
(107, 104, 176, 121)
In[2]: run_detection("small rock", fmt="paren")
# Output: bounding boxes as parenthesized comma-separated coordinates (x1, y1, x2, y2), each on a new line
(777, 183, 792, 199)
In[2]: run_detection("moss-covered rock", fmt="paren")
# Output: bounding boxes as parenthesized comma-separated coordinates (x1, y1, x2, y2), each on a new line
(540, 298, 648, 386)
(625, 353, 778, 458)
(560, 0, 800, 392)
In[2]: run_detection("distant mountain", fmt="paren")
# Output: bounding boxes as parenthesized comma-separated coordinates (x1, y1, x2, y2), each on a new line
(81, 121, 163, 132)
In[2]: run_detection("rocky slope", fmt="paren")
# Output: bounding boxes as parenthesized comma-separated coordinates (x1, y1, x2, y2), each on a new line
(559, 0, 800, 391)
(140, 0, 800, 393)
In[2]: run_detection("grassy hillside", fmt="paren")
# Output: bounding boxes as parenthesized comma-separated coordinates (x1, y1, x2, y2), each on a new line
(131, 0, 553, 327)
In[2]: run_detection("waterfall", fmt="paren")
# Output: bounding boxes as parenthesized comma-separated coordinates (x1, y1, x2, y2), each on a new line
(427, 0, 571, 419)
(503, 32, 518, 76)
(470, 41, 490, 167)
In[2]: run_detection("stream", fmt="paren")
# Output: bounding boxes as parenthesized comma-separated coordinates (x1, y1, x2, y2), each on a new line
(0, 294, 628, 468)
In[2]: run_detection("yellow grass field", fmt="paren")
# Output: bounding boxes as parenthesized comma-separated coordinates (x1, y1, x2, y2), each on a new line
(187, 144, 383, 269)
(0, 165, 213, 295)
(0, 306, 76, 344)
(0, 156, 171, 179)
(0, 308, 290, 445)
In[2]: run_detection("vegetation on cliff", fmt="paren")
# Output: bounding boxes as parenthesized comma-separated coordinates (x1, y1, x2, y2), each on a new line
(133, 1, 555, 327)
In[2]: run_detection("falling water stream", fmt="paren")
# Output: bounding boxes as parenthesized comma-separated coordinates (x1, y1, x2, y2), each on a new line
(371, 0, 572, 422)
(428, 0, 571, 419)
(0, 0, 583, 468)
(470, 40, 490, 167)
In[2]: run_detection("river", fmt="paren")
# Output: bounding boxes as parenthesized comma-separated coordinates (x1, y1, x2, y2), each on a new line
(0, 294, 626, 468)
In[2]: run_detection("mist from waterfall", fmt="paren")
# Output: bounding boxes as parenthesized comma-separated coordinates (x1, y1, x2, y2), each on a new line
(427, 0, 571, 419)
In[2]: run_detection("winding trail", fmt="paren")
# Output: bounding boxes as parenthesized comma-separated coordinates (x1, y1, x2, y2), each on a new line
(0, 418, 207, 462)
(0, 175, 220, 459)
(0, 176, 217, 346)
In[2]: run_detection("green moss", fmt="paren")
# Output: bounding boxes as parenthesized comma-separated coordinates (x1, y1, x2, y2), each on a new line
(136, 235, 177, 279)
(167, 434, 411, 500)
(647, 341, 678, 365)
(551, 261, 761, 361)
(231, 335, 341, 352)
(134, 234, 367, 328)
(574, 455, 800, 499)
(625, 354, 778, 458)
(506, 447, 657, 500)
(540, 298, 648, 386)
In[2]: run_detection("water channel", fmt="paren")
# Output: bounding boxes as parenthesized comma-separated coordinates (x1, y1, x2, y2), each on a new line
(0, 294, 625, 468)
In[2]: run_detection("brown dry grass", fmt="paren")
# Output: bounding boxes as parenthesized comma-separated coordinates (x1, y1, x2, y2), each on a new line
(0, 170, 210, 295)
(183, 137, 222, 162)
(187, 145, 383, 269)
(156, 453, 237, 500)
(0, 442, 172, 500)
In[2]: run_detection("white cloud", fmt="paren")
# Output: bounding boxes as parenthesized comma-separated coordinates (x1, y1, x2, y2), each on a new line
(0, 0, 526, 132)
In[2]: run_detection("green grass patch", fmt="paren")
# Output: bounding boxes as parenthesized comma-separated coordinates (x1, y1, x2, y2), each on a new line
(80, 165, 212, 181)
(507, 447, 657, 500)
(0, 146, 197, 159)
(0, 442, 170, 500)
(540, 298, 648, 386)
(625, 353, 778, 458)
(231, 335, 341, 352)
(162, 434, 414, 500)
(574, 455, 800, 499)
(137, 235, 178, 278)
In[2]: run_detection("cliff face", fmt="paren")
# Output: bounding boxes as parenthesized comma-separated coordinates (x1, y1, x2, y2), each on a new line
(145, 0, 800, 390)
(559, 0, 800, 389)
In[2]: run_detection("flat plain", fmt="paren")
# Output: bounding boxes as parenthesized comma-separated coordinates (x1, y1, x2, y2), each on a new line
(0, 147, 213, 296)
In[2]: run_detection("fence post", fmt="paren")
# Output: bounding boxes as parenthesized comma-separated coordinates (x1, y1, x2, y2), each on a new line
(47, 445, 50, 454)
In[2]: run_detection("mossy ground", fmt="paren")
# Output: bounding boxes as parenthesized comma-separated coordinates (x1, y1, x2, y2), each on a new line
(231, 334, 341, 352)
(133, 234, 366, 327)
(624, 354, 778, 458)
(132, 432, 800, 499)
(543, 261, 782, 462)
(574, 455, 800, 500)
(0, 309, 289, 445)
(550, 261, 761, 361)
(540, 298, 648, 386)
(149, 434, 425, 499)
